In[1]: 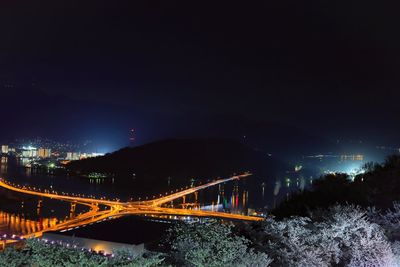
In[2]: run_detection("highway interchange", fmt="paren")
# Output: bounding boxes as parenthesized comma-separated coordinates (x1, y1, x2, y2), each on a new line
(0, 173, 263, 245)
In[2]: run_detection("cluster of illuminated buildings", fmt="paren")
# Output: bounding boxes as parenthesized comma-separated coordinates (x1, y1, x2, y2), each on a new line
(0, 144, 103, 168)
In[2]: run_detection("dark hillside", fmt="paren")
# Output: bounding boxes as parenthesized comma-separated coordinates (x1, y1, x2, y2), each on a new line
(67, 138, 286, 194)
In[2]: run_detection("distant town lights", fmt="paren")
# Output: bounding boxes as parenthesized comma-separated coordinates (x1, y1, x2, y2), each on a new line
(22, 146, 37, 150)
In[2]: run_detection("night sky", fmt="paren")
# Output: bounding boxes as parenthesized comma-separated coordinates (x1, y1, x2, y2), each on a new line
(1, 1, 400, 150)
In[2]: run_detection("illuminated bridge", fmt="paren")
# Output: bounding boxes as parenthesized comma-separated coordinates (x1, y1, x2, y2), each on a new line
(0, 173, 263, 245)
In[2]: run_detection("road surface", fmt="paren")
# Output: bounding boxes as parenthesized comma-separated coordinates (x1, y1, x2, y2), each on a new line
(0, 173, 263, 245)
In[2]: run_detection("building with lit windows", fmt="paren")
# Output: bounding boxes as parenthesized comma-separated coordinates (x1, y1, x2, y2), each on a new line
(21, 146, 38, 158)
(38, 148, 52, 158)
(1, 145, 8, 154)
(66, 152, 81, 161)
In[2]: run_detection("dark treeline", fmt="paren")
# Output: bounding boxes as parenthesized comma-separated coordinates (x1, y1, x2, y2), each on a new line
(273, 155, 400, 218)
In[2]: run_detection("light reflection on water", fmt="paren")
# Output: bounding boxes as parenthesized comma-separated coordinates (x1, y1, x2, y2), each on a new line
(0, 155, 312, 236)
(0, 197, 90, 236)
(0, 211, 58, 236)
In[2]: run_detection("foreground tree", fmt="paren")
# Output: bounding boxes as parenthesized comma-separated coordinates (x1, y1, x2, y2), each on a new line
(257, 217, 331, 267)
(0, 244, 32, 267)
(242, 205, 395, 267)
(368, 202, 400, 241)
(168, 222, 272, 267)
(0, 239, 164, 267)
(317, 205, 395, 267)
(108, 247, 165, 267)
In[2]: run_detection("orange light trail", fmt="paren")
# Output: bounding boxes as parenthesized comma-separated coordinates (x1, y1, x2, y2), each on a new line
(0, 173, 263, 246)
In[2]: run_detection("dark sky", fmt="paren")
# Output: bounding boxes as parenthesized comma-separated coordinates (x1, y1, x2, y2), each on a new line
(1, 1, 400, 149)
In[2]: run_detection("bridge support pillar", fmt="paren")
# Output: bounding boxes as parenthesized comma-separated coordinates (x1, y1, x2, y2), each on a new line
(70, 203, 77, 212)
(37, 200, 43, 216)
(70, 203, 77, 218)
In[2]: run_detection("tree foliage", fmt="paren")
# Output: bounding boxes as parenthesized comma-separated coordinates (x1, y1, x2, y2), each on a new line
(369, 202, 400, 241)
(168, 222, 272, 267)
(241, 205, 395, 267)
(319, 205, 395, 267)
(0, 239, 164, 267)
(274, 155, 400, 218)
